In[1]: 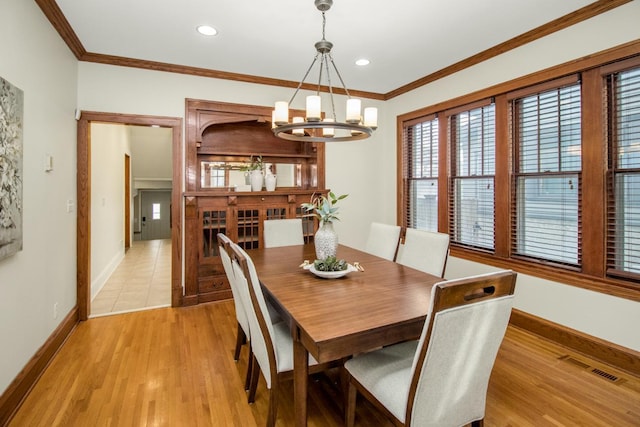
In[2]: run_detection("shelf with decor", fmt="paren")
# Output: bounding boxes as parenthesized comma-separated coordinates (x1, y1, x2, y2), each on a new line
(183, 99, 326, 306)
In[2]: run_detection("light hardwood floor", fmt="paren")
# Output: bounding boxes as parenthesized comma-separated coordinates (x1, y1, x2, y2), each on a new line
(91, 239, 171, 316)
(8, 300, 640, 426)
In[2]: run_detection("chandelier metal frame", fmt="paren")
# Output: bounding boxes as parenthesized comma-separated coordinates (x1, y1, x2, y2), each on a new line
(272, 0, 377, 142)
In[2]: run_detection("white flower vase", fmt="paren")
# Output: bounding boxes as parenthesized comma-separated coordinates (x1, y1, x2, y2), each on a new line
(250, 170, 263, 191)
(265, 173, 277, 191)
(314, 222, 338, 260)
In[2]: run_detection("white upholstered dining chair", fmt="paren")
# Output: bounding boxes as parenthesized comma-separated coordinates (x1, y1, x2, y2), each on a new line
(364, 222, 402, 261)
(229, 242, 335, 427)
(396, 228, 450, 277)
(344, 270, 517, 427)
(263, 218, 305, 248)
(217, 233, 253, 390)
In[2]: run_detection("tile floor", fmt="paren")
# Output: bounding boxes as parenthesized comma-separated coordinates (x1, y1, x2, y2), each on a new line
(90, 239, 171, 317)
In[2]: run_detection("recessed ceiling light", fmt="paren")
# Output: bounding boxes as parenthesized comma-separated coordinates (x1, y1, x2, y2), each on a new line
(355, 58, 370, 66)
(197, 25, 218, 36)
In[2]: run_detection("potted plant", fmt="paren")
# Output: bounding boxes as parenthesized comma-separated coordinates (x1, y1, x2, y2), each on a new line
(301, 192, 348, 260)
(242, 155, 264, 191)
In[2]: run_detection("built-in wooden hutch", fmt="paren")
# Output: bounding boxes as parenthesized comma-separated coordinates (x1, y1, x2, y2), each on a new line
(183, 99, 326, 305)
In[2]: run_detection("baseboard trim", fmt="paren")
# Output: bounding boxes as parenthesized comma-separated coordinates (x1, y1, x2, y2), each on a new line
(510, 308, 640, 377)
(0, 306, 79, 427)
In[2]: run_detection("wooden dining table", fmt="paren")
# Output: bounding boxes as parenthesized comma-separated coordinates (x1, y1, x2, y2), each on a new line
(246, 243, 442, 427)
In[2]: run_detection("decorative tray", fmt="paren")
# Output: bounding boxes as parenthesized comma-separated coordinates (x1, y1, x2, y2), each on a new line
(308, 263, 358, 279)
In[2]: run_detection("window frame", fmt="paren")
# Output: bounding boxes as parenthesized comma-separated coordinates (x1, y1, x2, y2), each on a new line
(510, 78, 583, 268)
(399, 113, 442, 232)
(603, 56, 640, 281)
(397, 42, 640, 302)
(447, 98, 496, 252)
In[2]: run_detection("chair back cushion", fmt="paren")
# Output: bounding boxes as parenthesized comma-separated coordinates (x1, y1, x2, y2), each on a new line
(409, 271, 516, 426)
(263, 218, 305, 248)
(231, 243, 278, 388)
(364, 222, 401, 261)
(396, 229, 450, 277)
(217, 234, 250, 337)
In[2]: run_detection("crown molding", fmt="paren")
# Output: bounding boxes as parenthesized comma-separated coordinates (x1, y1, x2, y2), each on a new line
(35, 0, 631, 101)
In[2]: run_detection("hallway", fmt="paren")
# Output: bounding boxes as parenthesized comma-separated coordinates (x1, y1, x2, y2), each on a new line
(90, 239, 171, 316)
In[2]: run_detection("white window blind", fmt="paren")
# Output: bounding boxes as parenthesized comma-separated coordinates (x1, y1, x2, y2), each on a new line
(403, 116, 439, 231)
(512, 82, 582, 266)
(449, 103, 495, 250)
(607, 66, 640, 278)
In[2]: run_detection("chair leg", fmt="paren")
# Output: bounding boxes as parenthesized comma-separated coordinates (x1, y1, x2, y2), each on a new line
(339, 365, 350, 411)
(266, 383, 278, 427)
(244, 347, 253, 391)
(248, 353, 260, 403)
(234, 322, 246, 361)
(345, 379, 357, 427)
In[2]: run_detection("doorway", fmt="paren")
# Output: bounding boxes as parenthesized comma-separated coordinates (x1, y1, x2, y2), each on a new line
(76, 112, 183, 321)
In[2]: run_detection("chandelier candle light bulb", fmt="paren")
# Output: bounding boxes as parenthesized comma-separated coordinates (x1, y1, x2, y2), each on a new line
(323, 118, 335, 137)
(292, 116, 305, 135)
(364, 107, 378, 129)
(346, 98, 361, 123)
(306, 95, 322, 121)
(274, 101, 289, 125)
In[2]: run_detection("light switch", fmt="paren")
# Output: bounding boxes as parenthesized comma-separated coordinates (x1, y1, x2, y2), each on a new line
(66, 199, 74, 213)
(44, 154, 53, 172)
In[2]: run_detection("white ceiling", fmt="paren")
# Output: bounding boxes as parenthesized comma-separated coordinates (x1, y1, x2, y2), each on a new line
(55, 0, 595, 95)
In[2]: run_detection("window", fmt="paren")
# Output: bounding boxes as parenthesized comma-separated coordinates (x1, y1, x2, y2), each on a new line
(210, 167, 225, 187)
(512, 81, 582, 266)
(402, 116, 439, 231)
(449, 102, 495, 250)
(607, 66, 640, 278)
(397, 48, 640, 298)
(152, 203, 161, 220)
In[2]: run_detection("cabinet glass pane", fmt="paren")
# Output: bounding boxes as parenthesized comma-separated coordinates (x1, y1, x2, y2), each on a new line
(266, 208, 287, 220)
(202, 210, 227, 258)
(238, 209, 260, 249)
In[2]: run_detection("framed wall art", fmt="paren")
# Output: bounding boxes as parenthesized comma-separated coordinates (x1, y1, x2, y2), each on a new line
(0, 76, 23, 260)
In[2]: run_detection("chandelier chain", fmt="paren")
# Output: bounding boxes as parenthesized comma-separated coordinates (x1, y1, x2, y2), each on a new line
(287, 53, 320, 106)
(323, 54, 337, 120)
(323, 12, 327, 40)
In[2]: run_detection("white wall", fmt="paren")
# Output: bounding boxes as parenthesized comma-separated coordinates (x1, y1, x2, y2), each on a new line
(128, 126, 172, 180)
(386, 1, 640, 351)
(0, 0, 78, 394)
(90, 123, 131, 300)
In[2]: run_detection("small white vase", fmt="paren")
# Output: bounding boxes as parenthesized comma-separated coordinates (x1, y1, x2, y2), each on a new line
(250, 170, 263, 191)
(265, 173, 277, 191)
(314, 222, 338, 260)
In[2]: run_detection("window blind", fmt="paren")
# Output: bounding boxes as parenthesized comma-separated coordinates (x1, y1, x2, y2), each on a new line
(512, 82, 582, 266)
(449, 103, 495, 250)
(402, 116, 439, 231)
(607, 66, 640, 279)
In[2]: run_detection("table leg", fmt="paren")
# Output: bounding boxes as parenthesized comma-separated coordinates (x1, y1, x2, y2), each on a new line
(293, 334, 309, 427)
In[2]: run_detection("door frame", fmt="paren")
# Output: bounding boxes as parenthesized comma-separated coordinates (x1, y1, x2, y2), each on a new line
(124, 153, 131, 249)
(77, 111, 183, 320)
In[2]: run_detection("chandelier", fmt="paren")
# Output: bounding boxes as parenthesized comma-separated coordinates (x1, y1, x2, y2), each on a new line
(272, 0, 378, 142)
